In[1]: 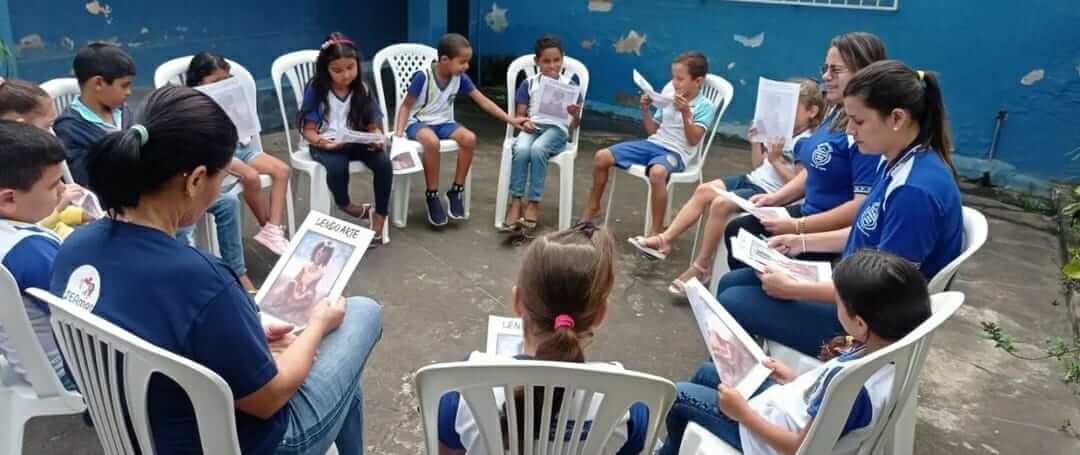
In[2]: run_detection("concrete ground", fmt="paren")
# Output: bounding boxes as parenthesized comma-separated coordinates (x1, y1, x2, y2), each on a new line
(20, 107, 1080, 454)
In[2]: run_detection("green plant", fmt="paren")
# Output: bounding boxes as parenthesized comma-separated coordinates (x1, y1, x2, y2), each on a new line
(981, 321, 1080, 389)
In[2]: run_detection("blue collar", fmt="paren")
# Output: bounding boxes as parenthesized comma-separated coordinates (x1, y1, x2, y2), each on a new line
(71, 97, 123, 130)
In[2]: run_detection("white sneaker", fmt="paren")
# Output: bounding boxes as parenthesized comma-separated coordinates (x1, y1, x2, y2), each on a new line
(253, 224, 288, 255)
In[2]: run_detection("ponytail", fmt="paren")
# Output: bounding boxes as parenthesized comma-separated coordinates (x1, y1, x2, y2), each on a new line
(86, 86, 237, 215)
(844, 60, 956, 174)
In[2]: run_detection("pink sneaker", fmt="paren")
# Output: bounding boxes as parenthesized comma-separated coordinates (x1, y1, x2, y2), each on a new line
(253, 224, 288, 255)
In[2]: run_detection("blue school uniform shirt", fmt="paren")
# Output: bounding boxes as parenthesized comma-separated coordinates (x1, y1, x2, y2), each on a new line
(437, 352, 650, 455)
(844, 146, 963, 279)
(0, 219, 65, 383)
(795, 112, 880, 216)
(49, 219, 286, 454)
(300, 84, 384, 142)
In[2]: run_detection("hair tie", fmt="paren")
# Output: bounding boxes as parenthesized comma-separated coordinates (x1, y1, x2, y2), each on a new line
(320, 38, 355, 50)
(0, 77, 5, 88)
(554, 314, 575, 330)
(131, 124, 149, 146)
(916, 70, 925, 81)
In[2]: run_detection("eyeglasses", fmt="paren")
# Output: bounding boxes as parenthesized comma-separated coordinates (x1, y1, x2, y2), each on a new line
(821, 64, 849, 76)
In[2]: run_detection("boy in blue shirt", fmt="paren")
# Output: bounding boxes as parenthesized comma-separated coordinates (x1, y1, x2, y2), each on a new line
(53, 42, 135, 185)
(393, 33, 525, 226)
(580, 51, 716, 236)
(0, 120, 73, 388)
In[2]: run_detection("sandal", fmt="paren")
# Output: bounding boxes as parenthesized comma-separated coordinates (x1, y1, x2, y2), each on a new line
(497, 220, 522, 233)
(628, 234, 670, 260)
(668, 261, 711, 297)
(368, 235, 382, 249)
(521, 218, 538, 230)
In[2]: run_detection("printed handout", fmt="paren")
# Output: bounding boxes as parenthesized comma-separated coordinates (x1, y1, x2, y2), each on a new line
(750, 77, 801, 150)
(713, 188, 792, 222)
(684, 278, 772, 398)
(533, 76, 581, 129)
(195, 75, 261, 142)
(632, 69, 673, 108)
(731, 229, 831, 282)
(485, 315, 524, 357)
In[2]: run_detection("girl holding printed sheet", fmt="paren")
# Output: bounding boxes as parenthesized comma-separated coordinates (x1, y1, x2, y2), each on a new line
(713, 60, 962, 358)
(629, 79, 824, 296)
(186, 52, 293, 255)
(721, 32, 888, 272)
(300, 33, 393, 243)
(499, 35, 583, 232)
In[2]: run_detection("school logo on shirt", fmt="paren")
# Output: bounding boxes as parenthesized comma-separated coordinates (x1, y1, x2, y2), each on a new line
(63, 265, 101, 311)
(857, 202, 881, 234)
(810, 142, 833, 170)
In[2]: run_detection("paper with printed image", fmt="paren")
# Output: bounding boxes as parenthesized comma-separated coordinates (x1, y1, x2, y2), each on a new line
(632, 69, 673, 108)
(684, 278, 771, 398)
(337, 129, 388, 145)
(713, 188, 791, 222)
(750, 77, 801, 150)
(485, 315, 524, 357)
(74, 190, 103, 219)
(255, 212, 373, 331)
(389, 138, 423, 175)
(731, 229, 831, 282)
(533, 76, 580, 129)
(195, 76, 262, 142)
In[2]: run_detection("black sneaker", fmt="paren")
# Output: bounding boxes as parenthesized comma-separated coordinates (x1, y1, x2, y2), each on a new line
(425, 192, 448, 226)
(446, 188, 466, 220)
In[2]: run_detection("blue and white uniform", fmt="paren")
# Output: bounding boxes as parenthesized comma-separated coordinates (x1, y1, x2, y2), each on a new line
(845, 146, 963, 279)
(796, 112, 881, 216)
(437, 352, 650, 455)
(405, 66, 477, 140)
(0, 219, 64, 384)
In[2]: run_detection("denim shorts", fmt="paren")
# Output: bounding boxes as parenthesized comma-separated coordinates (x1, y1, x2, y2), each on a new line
(610, 140, 686, 174)
(234, 140, 263, 163)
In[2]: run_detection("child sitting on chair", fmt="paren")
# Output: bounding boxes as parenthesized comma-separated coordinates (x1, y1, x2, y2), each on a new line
(437, 223, 650, 454)
(580, 51, 717, 237)
(658, 250, 932, 455)
(498, 35, 583, 232)
(393, 33, 526, 227)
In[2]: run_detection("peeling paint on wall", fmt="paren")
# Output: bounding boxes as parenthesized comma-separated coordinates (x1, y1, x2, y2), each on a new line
(175, 25, 189, 33)
(588, 0, 612, 12)
(613, 30, 645, 56)
(61, 36, 75, 51)
(739, 79, 747, 86)
(1020, 68, 1044, 86)
(85, 1, 111, 17)
(580, 39, 594, 49)
(727, 62, 736, 70)
(614, 90, 638, 107)
(733, 32, 764, 48)
(141, 27, 150, 34)
(16, 34, 44, 55)
(485, 4, 509, 32)
(1075, 64, 1080, 77)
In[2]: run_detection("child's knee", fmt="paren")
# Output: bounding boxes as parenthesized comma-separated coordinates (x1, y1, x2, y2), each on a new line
(709, 196, 734, 214)
(455, 128, 477, 149)
(594, 149, 615, 168)
(240, 167, 261, 185)
(648, 166, 669, 185)
(270, 159, 290, 179)
(416, 130, 441, 151)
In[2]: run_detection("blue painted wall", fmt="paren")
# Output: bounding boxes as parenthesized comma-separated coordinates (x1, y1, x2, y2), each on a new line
(2, 0, 407, 127)
(469, 0, 1080, 186)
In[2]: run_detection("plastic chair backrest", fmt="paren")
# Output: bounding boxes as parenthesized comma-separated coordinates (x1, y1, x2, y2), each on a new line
(502, 55, 591, 148)
(271, 50, 320, 155)
(415, 360, 676, 455)
(928, 207, 988, 293)
(27, 288, 242, 454)
(40, 77, 81, 114)
(371, 43, 438, 133)
(796, 291, 964, 455)
(0, 265, 68, 398)
(659, 74, 733, 171)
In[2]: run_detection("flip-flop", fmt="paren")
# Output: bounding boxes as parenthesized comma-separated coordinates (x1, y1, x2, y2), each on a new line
(668, 262, 711, 297)
(496, 220, 521, 233)
(521, 218, 538, 230)
(628, 235, 669, 260)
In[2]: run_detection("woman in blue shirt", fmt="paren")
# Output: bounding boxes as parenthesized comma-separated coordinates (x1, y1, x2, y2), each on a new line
(720, 32, 886, 272)
(714, 60, 962, 357)
(49, 86, 383, 455)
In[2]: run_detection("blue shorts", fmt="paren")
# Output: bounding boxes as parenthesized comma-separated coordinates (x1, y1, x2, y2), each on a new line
(406, 121, 461, 140)
(610, 140, 686, 174)
(234, 140, 263, 163)
(720, 174, 767, 199)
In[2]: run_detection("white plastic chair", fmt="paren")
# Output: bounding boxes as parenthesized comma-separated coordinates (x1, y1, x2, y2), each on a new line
(678, 292, 965, 455)
(372, 43, 471, 228)
(928, 206, 988, 293)
(271, 50, 390, 243)
(492, 55, 590, 231)
(604, 75, 734, 236)
(153, 55, 297, 236)
(415, 360, 675, 455)
(29, 288, 343, 455)
(40, 78, 81, 184)
(0, 267, 86, 455)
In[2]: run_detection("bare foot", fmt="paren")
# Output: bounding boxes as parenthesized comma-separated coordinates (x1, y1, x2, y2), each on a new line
(638, 234, 671, 256)
(505, 198, 523, 226)
(524, 201, 541, 223)
(674, 261, 711, 285)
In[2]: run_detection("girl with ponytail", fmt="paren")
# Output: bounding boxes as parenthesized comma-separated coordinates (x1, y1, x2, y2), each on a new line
(437, 223, 650, 455)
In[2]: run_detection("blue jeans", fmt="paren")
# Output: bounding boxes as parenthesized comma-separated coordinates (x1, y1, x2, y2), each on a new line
(510, 125, 568, 201)
(177, 191, 246, 275)
(309, 144, 393, 215)
(720, 174, 766, 200)
(715, 268, 844, 357)
(659, 361, 776, 455)
(276, 297, 383, 455)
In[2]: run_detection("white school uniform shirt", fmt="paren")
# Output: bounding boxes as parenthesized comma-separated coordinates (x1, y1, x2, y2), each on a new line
(0, 219, 64, 383)
(407, 66, 463, 126)
(745, 129, 812, 193)
(740, 348, 894, 455)
(647, 93, 717, 166)
(441, 351, 647, 455)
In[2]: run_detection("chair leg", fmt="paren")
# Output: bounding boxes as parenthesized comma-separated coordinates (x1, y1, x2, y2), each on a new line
(558, 163, 574, 230)
(285, 179, 297, 237)
(643, 184, 654, 237)
(464, 166, 473, 220)
(392, 176, 411, 228)
(664, 183, 676, 226)
(493, 145, 512, 228)
(603, 169, 617, 228)
(888, 391, 918, 455)
(0, 400, 28, 455)
(309, 167, 333, 215)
